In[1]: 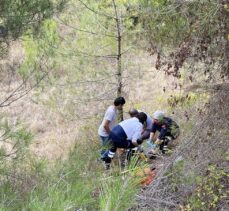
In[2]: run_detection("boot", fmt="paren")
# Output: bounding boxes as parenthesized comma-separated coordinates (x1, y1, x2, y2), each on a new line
(101, 156, 111, 170)
(162, 145, 168, 154)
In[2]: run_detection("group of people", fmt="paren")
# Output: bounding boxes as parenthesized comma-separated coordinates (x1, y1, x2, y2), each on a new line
(98, 97, 180, 168)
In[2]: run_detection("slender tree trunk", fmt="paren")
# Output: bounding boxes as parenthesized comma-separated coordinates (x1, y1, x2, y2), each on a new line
(221, 0, 229, 76)
(113, 0, 124, 121)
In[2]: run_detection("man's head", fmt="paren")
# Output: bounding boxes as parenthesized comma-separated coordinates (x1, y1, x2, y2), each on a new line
(114, 97, 126, 110)
(137, 112, 147, 125)
(128, 108, 139, 117)
(153, 110, 164, 124)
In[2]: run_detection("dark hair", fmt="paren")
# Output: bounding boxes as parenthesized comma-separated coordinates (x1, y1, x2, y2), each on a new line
(136, 112, 147, 124)
(129, 108, 139, 117)
(114, 97, 126, 106)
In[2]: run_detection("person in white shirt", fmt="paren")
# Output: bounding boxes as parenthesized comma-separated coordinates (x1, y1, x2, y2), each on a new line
(102, 112, 147, 168)
(98, 97, 125, 157)
(128, 108, 153, 141)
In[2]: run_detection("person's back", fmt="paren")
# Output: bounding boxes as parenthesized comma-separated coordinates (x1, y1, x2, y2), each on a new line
(163, 117, 180, 139)
(119, 117, 143, 141)
(128, 108, 152, 141)
(152, 116, 179, 140)
(102, 112, 147, 169)
(145, 114, 153, 130)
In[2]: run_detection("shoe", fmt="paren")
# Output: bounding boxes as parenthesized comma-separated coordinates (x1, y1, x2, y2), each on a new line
(163, 145, 168, 150)
(165, 136, 172, 141)
(164, 136, 172, 145)
(103, 162, 111, 170)
(161, 145, 168, 154)
(101, 156, 111, 170)
(101, 156, 111, 162)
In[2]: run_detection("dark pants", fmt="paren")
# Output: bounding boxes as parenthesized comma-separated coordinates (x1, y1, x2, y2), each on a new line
(109, 125, 136, 154)
(102, 125, 136, 163)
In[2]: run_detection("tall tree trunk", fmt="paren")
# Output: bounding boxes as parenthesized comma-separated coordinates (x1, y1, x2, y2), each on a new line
(113, 0, 124, 121)
(221, 0, 229, 76)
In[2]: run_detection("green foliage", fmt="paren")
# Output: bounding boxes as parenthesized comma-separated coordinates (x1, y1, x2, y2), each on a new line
(0, 0, 66, 60)
(0, 121, 145, 211)
(0, 118, 34, 208)
(133, 0, 186, 46)
(0, 0, 66, 39)
(0, 158, 50, 210)
(19, 19, 60, 79)
(167, 92, 209, 109)
(0, 138, 98, 210)
(167, 159, 185, 192)
(138, 0, 226, 47)
(99, 173, 139, 211)
(167, 160, 202, 193)
(226, 152, 229, 161)
(99, 155, 145, 211)
(0, 182, 18, 209)
(0, 123, 91, 209)
(182, 165, 229, 211)
(0, 118, 33, 159)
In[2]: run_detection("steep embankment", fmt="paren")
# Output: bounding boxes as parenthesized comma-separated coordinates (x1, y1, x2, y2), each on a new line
(136, 84, 229, 211)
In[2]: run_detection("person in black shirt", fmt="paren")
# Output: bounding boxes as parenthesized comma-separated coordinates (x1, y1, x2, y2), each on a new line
(149, 111, 180, 153)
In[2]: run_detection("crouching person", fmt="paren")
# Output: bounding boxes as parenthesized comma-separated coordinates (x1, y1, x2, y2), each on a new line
(149, 111, 180, 154)
(127, 108, 153, 161)
(102, 112, 147, 169)
(128, 108, 153, 141)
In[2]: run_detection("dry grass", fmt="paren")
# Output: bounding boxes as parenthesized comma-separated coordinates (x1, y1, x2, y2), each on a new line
(1, 92, 79, 161)
(0, 46, 218, 168)
(0, 48, 195, 163)
(0, 41, 217, 163)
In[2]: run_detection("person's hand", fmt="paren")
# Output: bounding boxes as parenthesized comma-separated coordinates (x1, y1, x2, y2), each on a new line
(155, 139, 162, 145)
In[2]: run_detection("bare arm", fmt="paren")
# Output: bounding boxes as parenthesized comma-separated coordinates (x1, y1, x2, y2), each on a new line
(150, 132, 156, 142)
(103, 119, 111, 134)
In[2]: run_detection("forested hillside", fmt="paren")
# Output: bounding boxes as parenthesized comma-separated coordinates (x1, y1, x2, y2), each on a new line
(0, 0, 228, 210)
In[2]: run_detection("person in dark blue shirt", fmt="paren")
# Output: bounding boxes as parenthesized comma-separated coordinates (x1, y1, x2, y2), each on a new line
(149, 111, 180, 153)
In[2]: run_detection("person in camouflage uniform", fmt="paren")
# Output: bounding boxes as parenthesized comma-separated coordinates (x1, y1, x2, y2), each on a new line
(149, 111, 180, 154)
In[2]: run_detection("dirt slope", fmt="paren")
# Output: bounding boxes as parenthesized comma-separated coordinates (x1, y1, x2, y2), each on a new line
(135, 83, 229, 210)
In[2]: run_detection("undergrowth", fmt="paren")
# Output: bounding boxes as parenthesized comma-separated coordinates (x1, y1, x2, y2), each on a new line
(0, 124, 144, 211)
(181, 164, 229, 211)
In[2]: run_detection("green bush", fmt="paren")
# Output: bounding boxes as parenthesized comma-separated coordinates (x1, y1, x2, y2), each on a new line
(182, 165, 229, 211)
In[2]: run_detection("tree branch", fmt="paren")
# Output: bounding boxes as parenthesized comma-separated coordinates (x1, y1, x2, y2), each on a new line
(56, 17, 117, 38)
(0, 67, 48, 108)
(78, 0, 116, 20)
